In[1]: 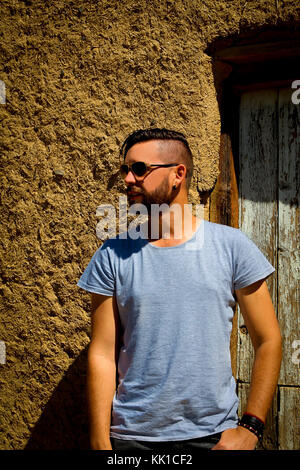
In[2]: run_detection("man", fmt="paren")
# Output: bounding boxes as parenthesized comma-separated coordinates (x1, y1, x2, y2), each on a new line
(77, 128, 282, 451)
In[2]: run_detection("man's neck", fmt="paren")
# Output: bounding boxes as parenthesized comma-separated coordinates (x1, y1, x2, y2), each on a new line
(147, 204, 201, 247)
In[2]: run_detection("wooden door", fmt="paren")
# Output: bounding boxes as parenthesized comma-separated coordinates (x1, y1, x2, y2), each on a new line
(237, 87, 300, 450)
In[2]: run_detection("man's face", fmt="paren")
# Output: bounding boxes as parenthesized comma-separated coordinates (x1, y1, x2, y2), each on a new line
(124, 140, 178, 210)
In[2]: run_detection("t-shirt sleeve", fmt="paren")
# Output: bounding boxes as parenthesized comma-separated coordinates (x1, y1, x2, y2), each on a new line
(77, 242, 115, 296)
(233, 230, 275, 290)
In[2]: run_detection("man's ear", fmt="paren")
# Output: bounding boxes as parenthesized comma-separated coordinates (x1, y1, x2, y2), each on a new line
(174, 164, 187, 188)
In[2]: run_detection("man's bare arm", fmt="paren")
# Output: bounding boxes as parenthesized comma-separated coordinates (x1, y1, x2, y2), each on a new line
(236, 279, 282, 421)
(213, 279, 282, 450)
(87, 293, 121, 450)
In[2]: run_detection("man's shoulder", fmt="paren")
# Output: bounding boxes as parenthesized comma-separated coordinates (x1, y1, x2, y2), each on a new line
(99, 228, 147, 258)
(204, 220, 242, 239)
(204, 221, 260, 258)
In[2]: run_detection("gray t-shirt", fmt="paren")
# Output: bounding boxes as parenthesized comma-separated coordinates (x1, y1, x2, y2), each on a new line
(77, 220, 275, 441)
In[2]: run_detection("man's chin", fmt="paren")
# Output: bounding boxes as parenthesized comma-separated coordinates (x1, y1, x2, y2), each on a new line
(127, 197, 153, 213)
(128, 194, 144, 206)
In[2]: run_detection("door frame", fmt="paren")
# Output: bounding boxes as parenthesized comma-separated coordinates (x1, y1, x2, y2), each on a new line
(207, 31, 300, 449)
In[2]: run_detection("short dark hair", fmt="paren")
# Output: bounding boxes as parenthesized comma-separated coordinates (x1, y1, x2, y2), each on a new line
(120, 128, 194, 190)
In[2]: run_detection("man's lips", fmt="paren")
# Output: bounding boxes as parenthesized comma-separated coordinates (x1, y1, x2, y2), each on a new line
(127, 190, 143, 197)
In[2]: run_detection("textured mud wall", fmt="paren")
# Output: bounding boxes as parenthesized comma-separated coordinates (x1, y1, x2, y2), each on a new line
(0, 0, 299, 450)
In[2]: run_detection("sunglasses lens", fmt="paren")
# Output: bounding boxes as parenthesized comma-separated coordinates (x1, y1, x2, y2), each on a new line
(120, 164, 129, 176)
(132, 162, 147, 177)
(120, 162, 148, 178)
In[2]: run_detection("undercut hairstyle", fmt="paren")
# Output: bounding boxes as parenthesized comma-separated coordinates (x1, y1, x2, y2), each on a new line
(120, 128, 194, 190)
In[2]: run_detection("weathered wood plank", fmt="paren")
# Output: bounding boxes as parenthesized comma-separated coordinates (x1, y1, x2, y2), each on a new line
(278, 386, 300, 450)
(237, 382, 278, 450)
(210, 133, 239, 228)
(209, 133, 239, 377)
(238, 89, 278, 382)
(278, 88, 300, 386)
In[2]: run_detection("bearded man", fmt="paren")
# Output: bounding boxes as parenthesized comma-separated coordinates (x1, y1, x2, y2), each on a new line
(77, 128, 281, 451)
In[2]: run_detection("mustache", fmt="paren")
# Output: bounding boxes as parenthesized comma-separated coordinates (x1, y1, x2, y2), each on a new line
(126, 188, 144, 195)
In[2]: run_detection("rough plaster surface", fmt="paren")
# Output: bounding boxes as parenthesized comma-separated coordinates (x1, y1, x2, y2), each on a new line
(0, 0, 299, 449)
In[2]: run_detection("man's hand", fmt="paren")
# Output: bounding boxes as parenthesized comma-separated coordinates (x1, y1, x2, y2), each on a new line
(211, 427, 258, 450)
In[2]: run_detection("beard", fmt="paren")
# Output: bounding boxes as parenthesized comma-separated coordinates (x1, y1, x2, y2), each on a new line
(127, 177, 174, 212)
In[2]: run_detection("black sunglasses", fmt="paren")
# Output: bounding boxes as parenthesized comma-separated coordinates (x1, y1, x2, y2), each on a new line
(120, 161, 179, 179)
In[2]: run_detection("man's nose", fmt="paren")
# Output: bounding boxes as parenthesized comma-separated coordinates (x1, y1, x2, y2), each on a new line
(124, 170, 137, 185)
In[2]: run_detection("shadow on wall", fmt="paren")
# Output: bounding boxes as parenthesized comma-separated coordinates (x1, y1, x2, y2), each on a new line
(25, 346, 90, 450)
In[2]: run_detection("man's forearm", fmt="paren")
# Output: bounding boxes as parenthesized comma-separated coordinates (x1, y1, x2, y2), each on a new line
(245, 338, 282, 422)
(87, 350, 117, 450)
